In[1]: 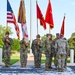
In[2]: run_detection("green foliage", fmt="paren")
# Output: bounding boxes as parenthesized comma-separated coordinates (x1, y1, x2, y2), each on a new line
(0, 25, 13, 47)
(68, 32, 75, 48)
(28, 40, 30, 49)
(11, 38, 20, 51)
(0, 38, 4, 47)
(67, 32, 75, 62)
(0, 25, 13, 37)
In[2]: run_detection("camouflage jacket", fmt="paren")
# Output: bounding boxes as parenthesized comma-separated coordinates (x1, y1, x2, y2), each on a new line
(45, 38, 53, 54)
(2, 37, 13, 49)
(55, 38, 69, 55)
(20, 40, 28, 50)
(31, 39, 43, 54)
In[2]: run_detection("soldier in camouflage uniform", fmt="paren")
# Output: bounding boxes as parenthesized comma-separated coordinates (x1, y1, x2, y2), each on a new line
(2, 31, 13, 67)
(31, 34, 42, 68)
(52, 33, 60, 69)
(20, 38, 28, 68)
(45, 34, 53, 71)
(55, 34, 69, 72)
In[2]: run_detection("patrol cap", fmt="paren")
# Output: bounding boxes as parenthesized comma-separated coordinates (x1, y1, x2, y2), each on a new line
(5, 31, 9, 35)
(60, 34, 63, 37)
(46, 33, 52, 37)
(46, 33, 50, 37)
(36, 34, 40, 38)
(56, 33, 59, 36)
(63, 37, 67, 40)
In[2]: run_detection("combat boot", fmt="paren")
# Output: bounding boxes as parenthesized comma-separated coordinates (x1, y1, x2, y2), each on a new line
(45, 67, 50, 71)
(60, 69, 64, 72)
(21, 66, 26, 68)
(4, 65, 10, 68)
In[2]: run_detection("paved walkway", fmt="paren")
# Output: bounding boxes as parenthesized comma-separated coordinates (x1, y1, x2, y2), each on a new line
(13, 55, 34, 66)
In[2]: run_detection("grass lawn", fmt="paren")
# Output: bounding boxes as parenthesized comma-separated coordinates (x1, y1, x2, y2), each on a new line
(41, 56, 70, 64)
(2, 56, 20, 65)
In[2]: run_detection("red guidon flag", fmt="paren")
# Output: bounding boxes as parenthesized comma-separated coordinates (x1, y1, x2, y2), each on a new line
(60, 15, 65, 36)
(45, 0, 54, 29)
(36, 1, 46, 30)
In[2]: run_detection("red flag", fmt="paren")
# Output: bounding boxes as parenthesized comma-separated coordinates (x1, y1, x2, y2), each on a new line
(60, 15, 65, 36)
(45, 0, 54, 29)
(36, 1, 46, 30)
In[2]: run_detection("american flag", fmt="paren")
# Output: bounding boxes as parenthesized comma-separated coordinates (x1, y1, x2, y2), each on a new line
(7, 0, 20, 39)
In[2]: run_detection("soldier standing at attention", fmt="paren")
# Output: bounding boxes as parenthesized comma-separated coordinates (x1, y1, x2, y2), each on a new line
(52, 33, 60, 69)
(2, 31, 13, 68)
(20, 37, 28, 68)
(55, 34, 69, 72)
(45, 34, 53, 71)
(31, 34, 42, 68)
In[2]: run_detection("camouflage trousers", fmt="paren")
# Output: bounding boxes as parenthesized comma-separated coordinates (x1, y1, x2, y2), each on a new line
(45, 54, 52, 68)
(4, 52, 10, 66)
(3, 47, 11, 66)
(20, 50, 27, 67)
(34, 53, 41, 68)
(54, 54, 58, 69)
(57, 54, 66, 70)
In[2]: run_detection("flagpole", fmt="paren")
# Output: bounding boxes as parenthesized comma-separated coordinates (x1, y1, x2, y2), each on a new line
(37, 15, 38, 35)
(6, 21, 8, 32)
(49, 0, 51, 34)
(6, 0, 8, 32)
(30, 0, 32, 54)
(36, 0, 38, 35)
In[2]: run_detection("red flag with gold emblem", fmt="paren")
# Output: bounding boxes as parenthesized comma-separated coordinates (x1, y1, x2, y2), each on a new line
(36, 1, 46, 30)
(45, 0, 54, 29)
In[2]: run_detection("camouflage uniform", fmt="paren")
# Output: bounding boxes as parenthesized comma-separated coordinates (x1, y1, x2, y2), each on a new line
(55, 38, 69, 71)
(52, 38, 58, 69)
(45, 38, 53, 70)
(2, 37, 13, 67)
(31, 39, 42, 68)
(20, 40, 28, 67)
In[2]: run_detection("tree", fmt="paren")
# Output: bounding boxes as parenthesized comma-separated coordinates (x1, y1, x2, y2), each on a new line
(0, 25, 13, 47)
(68, 32, 75, 62)
(0, 25, 13, 37)
(68, 32, 75, 48)
(11, 38, 20, 51)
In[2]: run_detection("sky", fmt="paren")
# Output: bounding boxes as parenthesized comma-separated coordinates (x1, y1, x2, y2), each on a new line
(0, 0, 75, 40)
